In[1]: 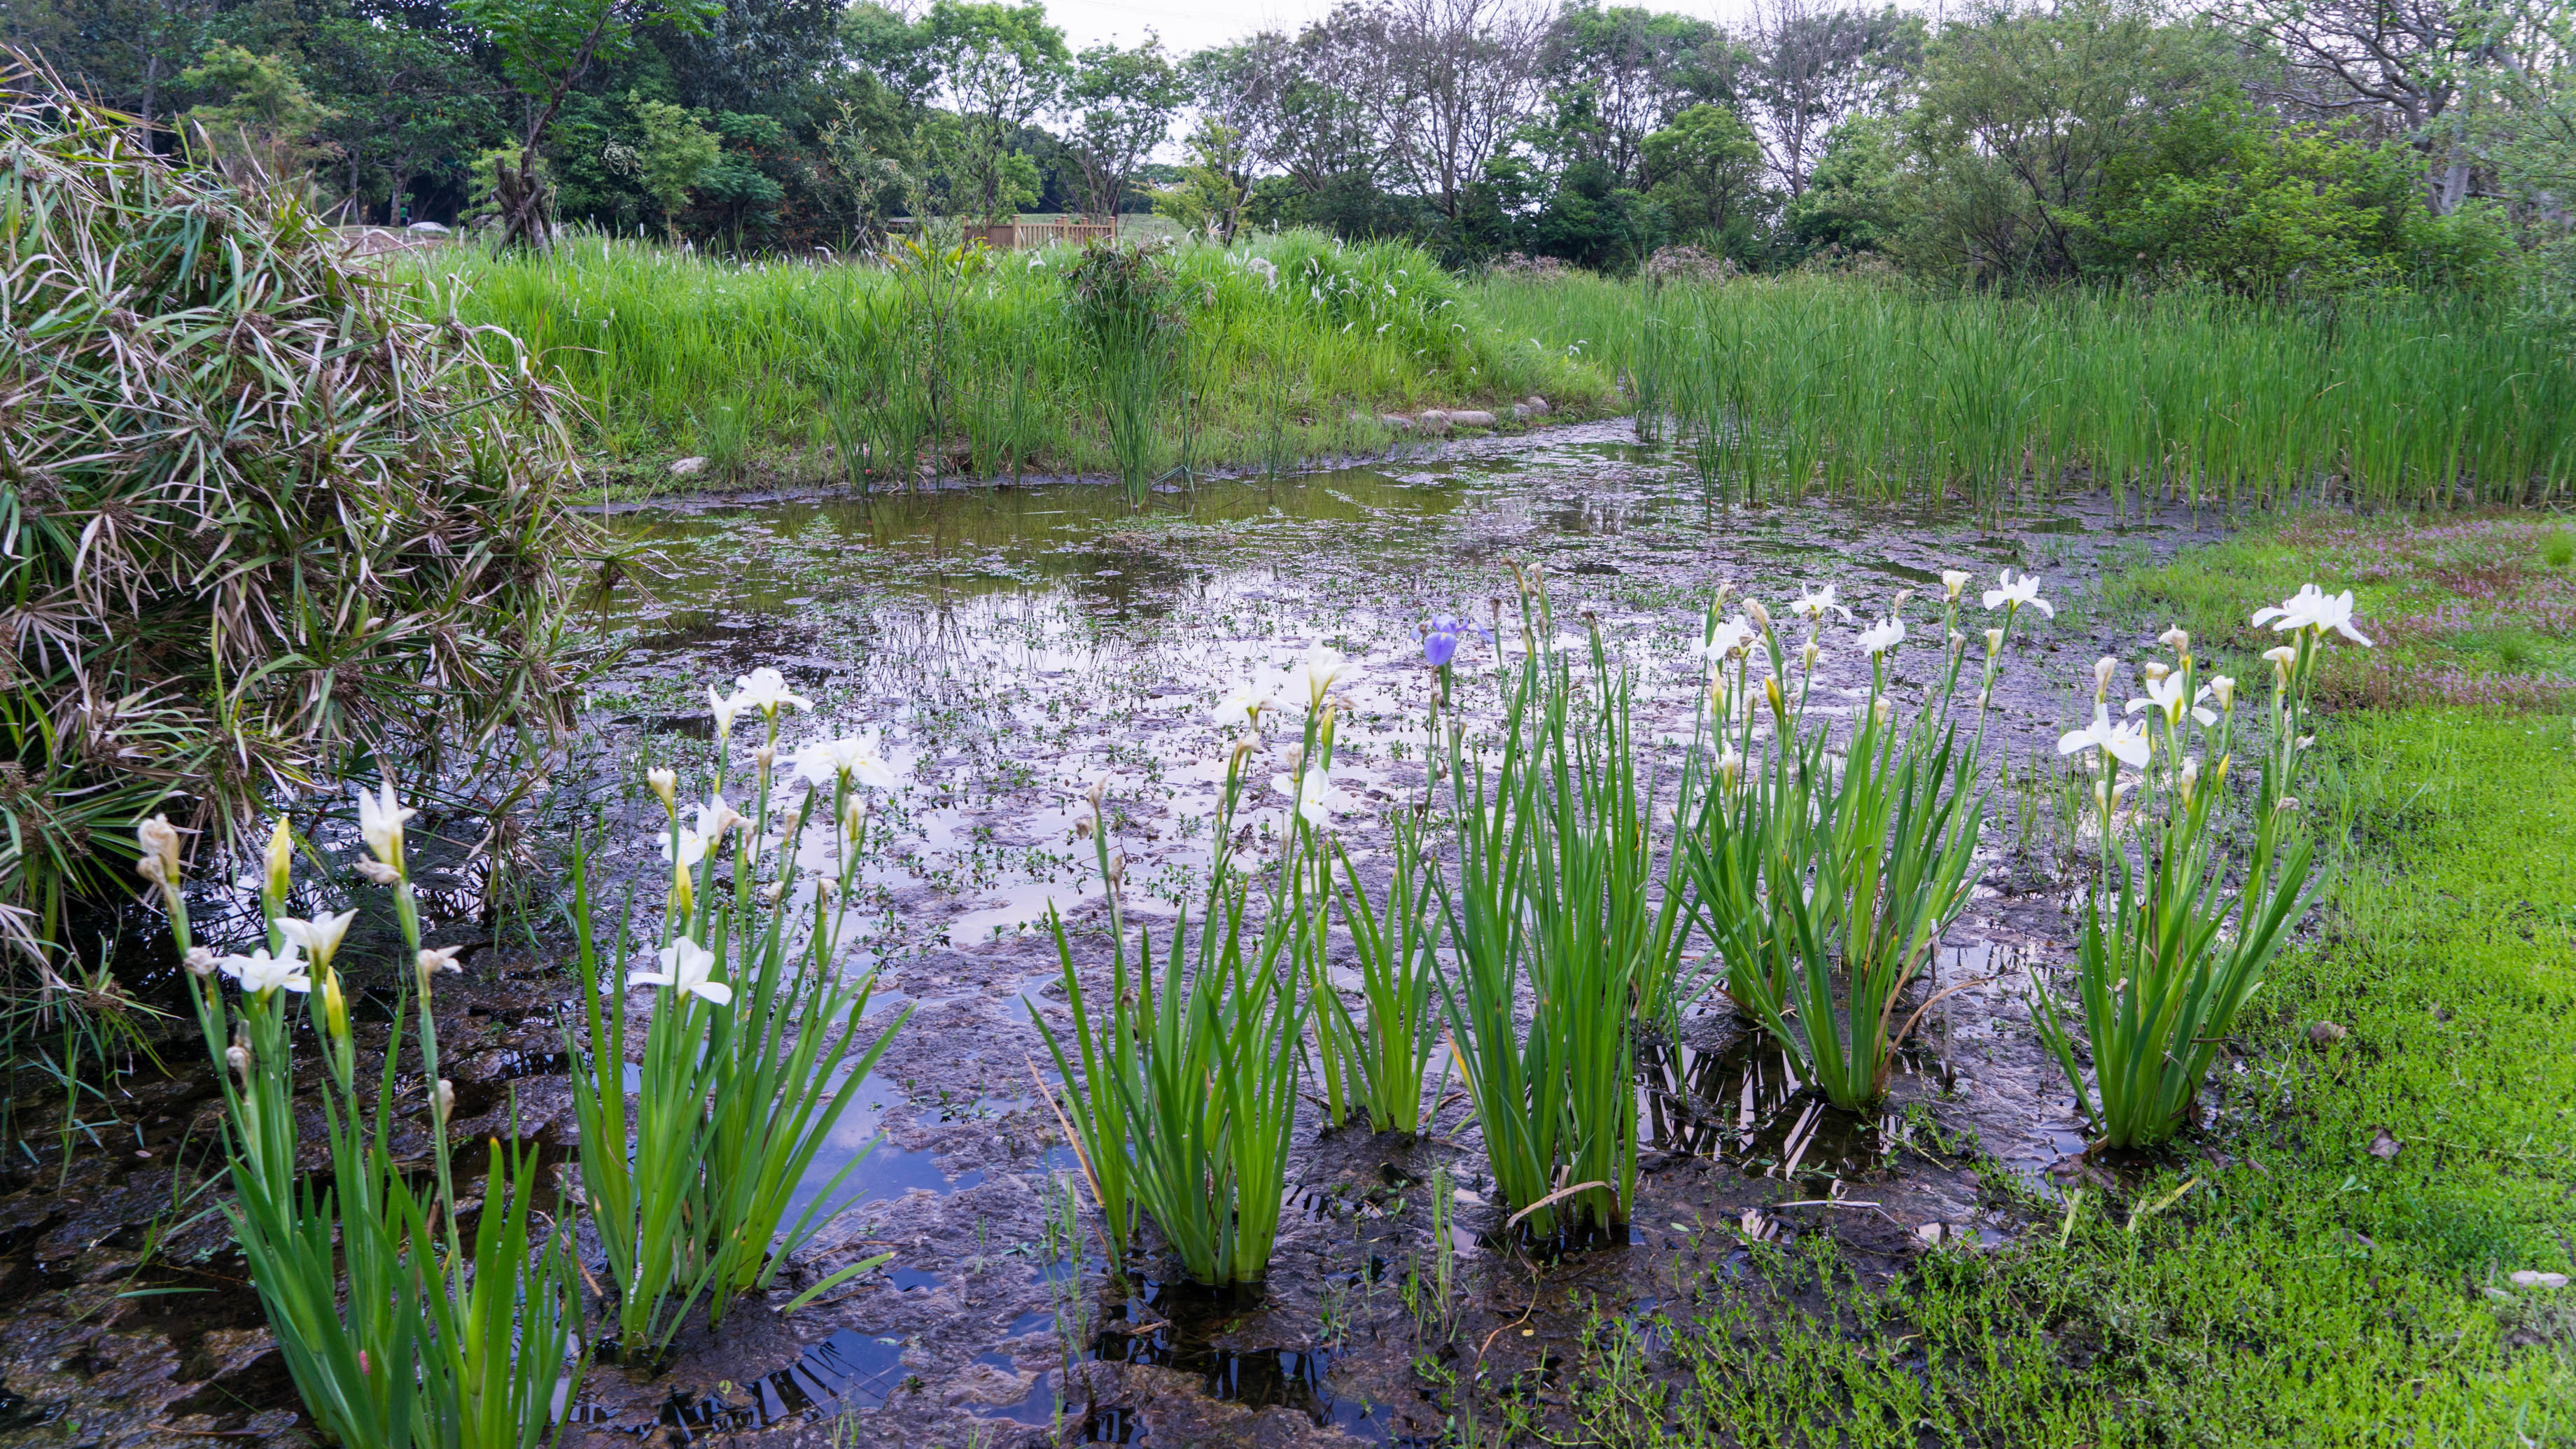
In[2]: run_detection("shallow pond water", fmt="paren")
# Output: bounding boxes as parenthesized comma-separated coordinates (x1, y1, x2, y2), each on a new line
(0, 423, 2219, 1448)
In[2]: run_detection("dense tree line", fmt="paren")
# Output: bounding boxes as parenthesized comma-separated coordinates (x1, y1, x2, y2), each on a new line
(8, 0, 2571, 294)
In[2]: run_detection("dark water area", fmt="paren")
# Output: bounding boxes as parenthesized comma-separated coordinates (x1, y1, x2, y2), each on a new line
(0, 422, 2220, 1448)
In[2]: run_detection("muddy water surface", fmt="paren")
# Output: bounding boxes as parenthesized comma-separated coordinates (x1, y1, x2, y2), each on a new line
(0, 424, 2217, 1448)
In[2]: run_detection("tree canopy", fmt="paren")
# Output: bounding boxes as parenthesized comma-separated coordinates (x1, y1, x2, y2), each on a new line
(11, 0, 2568, 292)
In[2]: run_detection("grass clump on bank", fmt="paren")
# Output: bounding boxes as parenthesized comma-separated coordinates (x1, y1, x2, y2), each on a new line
(389, 230, 1608, 491)
(1467, 272, 2576, 512)
(1537, 542, 2576, 1447)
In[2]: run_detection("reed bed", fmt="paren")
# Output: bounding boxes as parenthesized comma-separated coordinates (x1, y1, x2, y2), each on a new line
(386, 231, 1602, 486)
(1466, 272, 2576, 511)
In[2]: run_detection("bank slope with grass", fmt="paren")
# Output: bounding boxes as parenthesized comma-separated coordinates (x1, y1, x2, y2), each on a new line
(389, 230, 1609, 493)
(1555, 536, 2576, 1447)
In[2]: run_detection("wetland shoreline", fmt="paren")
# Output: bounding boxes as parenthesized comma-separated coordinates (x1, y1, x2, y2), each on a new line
(0, 424, 2265, 1447)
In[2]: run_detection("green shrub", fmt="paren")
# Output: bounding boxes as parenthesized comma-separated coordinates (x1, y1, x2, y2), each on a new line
(1, 69, 586, 959)
(2088, 98, 2511, 298)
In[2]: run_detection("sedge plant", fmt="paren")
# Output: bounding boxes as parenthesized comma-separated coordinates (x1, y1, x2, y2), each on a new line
(2031, 587, 2358, 1148)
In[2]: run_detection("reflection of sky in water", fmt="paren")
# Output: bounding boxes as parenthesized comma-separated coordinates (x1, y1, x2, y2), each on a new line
(572, 425, 2144, 986)
(563, 430, 2171, 1429)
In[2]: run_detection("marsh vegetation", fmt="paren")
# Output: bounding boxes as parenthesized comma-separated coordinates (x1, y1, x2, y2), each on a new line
(8, 1, 2576, 1442)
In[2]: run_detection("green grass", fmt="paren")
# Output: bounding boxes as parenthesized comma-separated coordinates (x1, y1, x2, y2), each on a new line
(1460, 274, 2576, 511)
(1539, 542, 2576, 1447)
(386, 230, 1608, 490)
(2094, 510, 2576, 710)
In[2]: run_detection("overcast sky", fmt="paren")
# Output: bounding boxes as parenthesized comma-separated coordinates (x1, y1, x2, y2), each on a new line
(1038, 0, 1768, 56)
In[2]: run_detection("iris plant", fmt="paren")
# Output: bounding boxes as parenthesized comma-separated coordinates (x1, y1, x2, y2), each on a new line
(566, 673, 910, 1357)
(160, 783, 582, 1449)
(2029, 585, 2360, 1148)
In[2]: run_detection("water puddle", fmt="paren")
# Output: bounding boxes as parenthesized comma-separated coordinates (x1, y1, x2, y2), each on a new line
(648, 1327, 911, 1432)
(1079, 1280, 1390, 1441)
(1637, 1028, 1944, 1190)
(10, 425, 2225, 1446)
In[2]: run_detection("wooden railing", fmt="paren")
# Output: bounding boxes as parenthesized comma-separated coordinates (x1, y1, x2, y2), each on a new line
(968, 217, 1119, 251)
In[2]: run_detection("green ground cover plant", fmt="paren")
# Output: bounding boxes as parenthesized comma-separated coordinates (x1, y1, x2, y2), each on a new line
(2096, 511, 2576, 711)
(1537, 538, 2576, 1448)
(1464, 273, 2576, 512)
(388, 230, 1605, 488)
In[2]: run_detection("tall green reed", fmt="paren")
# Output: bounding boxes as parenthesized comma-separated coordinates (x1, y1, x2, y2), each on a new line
(1065, 241, 1182, 499)
(1471, 273, 2576, 510)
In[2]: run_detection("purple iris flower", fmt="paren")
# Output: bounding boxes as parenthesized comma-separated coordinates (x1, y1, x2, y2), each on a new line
(1423, 615, 1464, 668)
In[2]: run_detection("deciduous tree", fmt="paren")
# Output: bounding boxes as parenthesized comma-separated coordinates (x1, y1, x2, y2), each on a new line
(449, 0, 719, 250)
(1067, 36, 1181, 220)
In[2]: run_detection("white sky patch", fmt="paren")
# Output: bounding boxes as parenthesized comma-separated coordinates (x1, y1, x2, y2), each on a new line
(1042, 0, 1770, 57)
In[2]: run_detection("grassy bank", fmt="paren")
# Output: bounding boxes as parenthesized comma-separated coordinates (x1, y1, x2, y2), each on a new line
(1466, 272, 2576, 512)
(387, 230, 1609, 491)
(1540, 531, 2576, 1446)
(2098, 511, 2576, 710)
